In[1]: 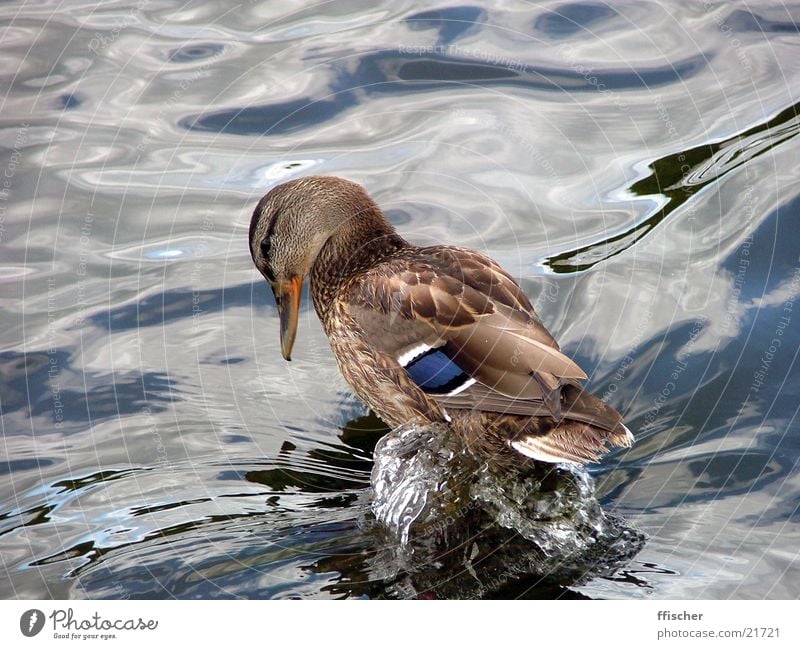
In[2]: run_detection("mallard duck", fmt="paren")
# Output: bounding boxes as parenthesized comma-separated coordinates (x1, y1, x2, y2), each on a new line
(249, 176, 633, 464)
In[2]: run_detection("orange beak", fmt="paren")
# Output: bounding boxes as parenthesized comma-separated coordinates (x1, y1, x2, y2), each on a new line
(271, 276, 303, 361)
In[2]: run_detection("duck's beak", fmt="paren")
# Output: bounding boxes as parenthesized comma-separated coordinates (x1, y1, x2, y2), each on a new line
(271, 276, 302, 361)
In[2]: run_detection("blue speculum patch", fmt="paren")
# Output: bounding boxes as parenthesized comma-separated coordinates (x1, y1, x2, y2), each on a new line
(404, 348, 469, 394)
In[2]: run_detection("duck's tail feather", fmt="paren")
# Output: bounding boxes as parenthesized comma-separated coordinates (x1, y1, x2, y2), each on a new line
(509, 385, 634, 465)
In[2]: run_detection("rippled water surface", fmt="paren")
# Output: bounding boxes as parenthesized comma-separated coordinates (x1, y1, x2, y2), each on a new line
(2, 0, 800, 599)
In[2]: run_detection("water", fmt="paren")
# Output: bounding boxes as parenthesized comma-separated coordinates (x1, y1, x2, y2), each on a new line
(2, 1, 799, 599)
(369, 423, 645, 598)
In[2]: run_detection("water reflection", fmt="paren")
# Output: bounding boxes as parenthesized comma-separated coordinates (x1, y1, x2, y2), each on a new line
(2, 0, 800, 599)
(27, 414, 644, 599)
(533, 3, 619, 38)
(181, 49, 709, 137)
(547, 100, 800, 272)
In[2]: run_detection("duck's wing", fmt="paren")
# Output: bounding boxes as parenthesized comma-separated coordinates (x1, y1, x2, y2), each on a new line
(345, 246, 620, 430)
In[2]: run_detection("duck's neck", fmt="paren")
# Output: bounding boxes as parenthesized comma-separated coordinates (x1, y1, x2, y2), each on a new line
(309, 208, 407, 322)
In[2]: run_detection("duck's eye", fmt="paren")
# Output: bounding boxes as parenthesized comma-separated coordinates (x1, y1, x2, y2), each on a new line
(260, 237, 271, 259)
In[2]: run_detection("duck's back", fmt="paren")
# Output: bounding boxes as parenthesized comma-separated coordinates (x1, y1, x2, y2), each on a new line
(325, 245, 633, 464)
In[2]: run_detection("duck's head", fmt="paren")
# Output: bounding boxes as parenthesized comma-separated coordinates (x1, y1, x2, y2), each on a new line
(249, 175, 391, 361)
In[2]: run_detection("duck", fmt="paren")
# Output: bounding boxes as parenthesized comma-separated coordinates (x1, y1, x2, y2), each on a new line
(249, 175, 633, 465)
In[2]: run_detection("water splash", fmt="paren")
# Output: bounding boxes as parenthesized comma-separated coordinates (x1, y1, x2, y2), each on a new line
(368, 422, 645, 597)
(371, 424, 454, 545)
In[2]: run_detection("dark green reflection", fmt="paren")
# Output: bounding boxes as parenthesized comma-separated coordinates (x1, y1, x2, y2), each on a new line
(547, 100, 800, 273)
